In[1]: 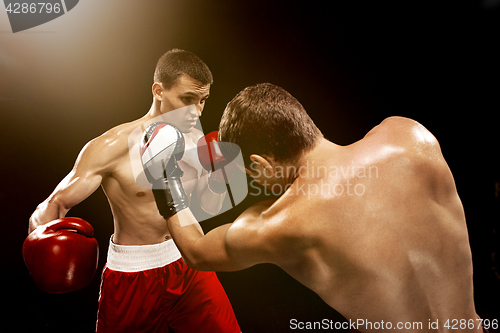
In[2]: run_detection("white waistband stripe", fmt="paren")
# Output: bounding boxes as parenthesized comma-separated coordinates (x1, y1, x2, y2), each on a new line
(106, 236, 182, 272)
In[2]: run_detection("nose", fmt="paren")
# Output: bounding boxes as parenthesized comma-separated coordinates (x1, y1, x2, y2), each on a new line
(194, 103, 203, 117)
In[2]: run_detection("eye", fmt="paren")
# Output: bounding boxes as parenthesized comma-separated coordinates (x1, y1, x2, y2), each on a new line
(182, 97, 194, 104)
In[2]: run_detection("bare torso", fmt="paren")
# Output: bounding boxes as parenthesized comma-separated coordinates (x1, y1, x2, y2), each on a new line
(98, 116, 204, 245)
(263, 117, 479, 332)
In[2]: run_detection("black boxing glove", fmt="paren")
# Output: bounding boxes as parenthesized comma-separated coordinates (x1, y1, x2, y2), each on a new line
(140, 122, 189, 219)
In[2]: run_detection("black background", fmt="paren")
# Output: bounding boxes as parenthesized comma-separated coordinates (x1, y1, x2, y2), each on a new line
(0, 0, 498, 332)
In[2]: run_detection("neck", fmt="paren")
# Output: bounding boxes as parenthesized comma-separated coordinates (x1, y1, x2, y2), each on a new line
(291, 138, 340, 182)
(147, 98, 162, 118)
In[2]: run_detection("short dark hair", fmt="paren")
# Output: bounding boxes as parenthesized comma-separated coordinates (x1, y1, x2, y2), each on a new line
(219, 83, 323, 169)
(153, 49, 213, 89)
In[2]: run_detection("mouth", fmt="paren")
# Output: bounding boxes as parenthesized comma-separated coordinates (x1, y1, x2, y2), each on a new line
(187, 119, 198, 126)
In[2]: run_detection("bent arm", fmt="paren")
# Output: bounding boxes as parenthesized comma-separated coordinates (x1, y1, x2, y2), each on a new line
(29, 171, 102, 233)
(168, 200, 276, 271)
(28, 136, 114, 233)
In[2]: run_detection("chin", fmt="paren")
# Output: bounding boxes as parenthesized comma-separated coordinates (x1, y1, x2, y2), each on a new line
(179, 126, 193, 134)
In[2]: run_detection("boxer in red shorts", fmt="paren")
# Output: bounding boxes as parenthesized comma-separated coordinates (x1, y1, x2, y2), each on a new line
(97, 239, 238, 332)
(29, 49, 240, 332)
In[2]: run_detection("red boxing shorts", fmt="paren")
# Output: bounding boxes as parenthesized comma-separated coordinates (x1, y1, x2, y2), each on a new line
(96, 236, 240, 333)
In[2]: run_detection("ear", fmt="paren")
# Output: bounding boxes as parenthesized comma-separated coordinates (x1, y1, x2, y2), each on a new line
(247, 154, 274, 177)
(152, 82, 163, 101)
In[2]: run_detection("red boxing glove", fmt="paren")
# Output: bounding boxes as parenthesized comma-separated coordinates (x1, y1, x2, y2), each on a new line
(23, 217, 99, 293)
(197, 131, 236, 193)
(197, 131, 226, 171)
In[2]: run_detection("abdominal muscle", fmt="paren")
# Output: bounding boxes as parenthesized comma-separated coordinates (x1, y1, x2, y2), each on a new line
(101, 162, 198, 246)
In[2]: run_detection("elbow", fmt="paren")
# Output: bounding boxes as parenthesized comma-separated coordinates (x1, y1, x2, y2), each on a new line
(181, 254, 197, 270)
(182, 255, 212, 271)
(178, 244, 209, 271)
(47, 195, 71, 214)
(182, 251, 246, 272)
(181, 245, 221, 271)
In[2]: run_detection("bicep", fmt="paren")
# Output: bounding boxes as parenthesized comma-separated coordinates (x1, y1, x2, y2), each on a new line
(187, 224, 239, 271)
(224, 221, 273, 269)
(36, 137, 112, 216)
(188, 210, 275, 272)
(53, 137, 112, 206)
(29, 160, 103, 230)
(189, 223, 266, 272)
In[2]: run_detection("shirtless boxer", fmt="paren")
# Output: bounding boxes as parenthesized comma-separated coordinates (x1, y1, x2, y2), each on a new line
(28, 49, 240, 332)
(161, 83, 485, 332)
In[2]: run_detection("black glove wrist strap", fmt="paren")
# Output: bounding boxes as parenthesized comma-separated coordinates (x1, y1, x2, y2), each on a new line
(152, 177, 189, 220)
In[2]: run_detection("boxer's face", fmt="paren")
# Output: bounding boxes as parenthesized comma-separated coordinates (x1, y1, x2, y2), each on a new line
(154, 74, 210, 132)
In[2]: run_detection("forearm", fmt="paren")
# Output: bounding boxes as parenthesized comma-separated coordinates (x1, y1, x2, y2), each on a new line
(29, 196, 69, 234)
(198, 181, 225, 215)
(167, 209, 208, 267)
(27, 135, 108, 234)
(168, 209, 241, 271)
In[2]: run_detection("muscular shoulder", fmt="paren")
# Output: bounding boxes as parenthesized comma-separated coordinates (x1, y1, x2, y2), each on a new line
(373, 116, 439, 149)
(363, 116, 443, 163)
(225, 200, 282, 259)
(226, 198, 302, 264)
(76, 120, 141, 175)
(227, 200, 275, 238)
(368, 117, 455, 193)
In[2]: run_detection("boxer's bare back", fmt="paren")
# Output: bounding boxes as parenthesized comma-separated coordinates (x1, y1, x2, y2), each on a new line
(169, 116, 481, 332)
(268, 117, 478, 331)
